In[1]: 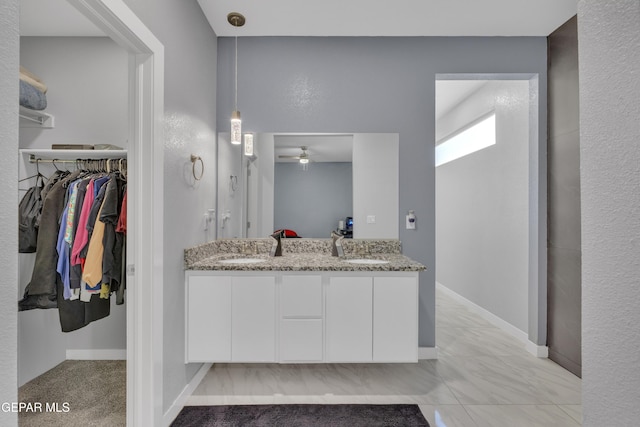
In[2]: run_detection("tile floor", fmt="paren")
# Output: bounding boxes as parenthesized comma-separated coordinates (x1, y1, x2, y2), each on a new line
(187, 287, 582, 426)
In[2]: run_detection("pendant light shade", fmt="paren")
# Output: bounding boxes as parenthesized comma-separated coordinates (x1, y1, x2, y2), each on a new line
(228, 12, 245, 146)
(231, 110, 241, 145)
(244, 133, 254, 156)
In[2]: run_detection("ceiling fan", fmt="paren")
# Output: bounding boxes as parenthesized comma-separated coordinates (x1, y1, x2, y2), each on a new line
(278, 146, 311, 163)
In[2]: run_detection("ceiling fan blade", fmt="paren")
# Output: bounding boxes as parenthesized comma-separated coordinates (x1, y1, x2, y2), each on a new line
(278, 146, 309, 160)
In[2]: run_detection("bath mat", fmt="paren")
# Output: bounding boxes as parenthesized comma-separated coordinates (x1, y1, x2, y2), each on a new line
(171, 404, 430, 426)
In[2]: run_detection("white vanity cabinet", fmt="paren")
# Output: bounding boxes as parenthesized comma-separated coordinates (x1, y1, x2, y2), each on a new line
(373, 276, 419, 362)
(231, 276, 276, 362)
(327, 274, 418, 363)
(186, 275, 232, 362)
(279, 275, 324, 362)
(185, 273, 275, 363)
(185, 270, 418, 364)
(327, 276, 373, 362)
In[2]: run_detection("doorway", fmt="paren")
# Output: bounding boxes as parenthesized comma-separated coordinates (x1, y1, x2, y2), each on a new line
(434, 74, 546, 354)
(15, 0, 164, 425)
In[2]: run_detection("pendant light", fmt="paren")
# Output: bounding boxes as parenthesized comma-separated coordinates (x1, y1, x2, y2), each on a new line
(228, 12, 245, 145)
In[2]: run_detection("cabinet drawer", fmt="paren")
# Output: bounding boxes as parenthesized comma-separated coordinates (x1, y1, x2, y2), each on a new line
(280, 319, 323, 362)
(281, 275, 322, 317)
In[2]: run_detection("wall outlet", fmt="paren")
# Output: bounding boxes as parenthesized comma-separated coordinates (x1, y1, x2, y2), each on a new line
(366, 215, 376, 224)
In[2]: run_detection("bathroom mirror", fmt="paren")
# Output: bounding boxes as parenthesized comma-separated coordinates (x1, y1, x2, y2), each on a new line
(217, 132, 399, 240)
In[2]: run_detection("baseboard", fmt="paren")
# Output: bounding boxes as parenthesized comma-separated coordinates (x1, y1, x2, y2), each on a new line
(436, 282, 547, 357)
(418, 347, 439, 359)
(66, 349, 126, 360)
(526, 341, 549, 358)
(163, 363, 213, 427)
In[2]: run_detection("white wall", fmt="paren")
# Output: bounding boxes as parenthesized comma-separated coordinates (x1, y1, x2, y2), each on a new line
(122, 0, 219, 415)
(19, 37, 128, 149)
(436, 80, 530, 333)
(352, 133, 399, 239)
(18, 37, 129, 386)
(0, 0, 19, 424)
(579, 1, 640, 426)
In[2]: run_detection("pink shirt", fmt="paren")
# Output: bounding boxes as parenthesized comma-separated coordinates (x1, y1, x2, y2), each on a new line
(71, 179, 95, 266)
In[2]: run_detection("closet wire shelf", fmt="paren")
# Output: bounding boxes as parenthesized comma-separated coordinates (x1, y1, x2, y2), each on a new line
(19, 106, 54, 128)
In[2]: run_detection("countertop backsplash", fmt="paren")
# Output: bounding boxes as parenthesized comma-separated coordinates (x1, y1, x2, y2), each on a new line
(184, 238, 415, 271)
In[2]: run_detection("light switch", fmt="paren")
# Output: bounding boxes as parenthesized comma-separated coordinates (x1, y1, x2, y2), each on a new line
(366, 215, 376, 224)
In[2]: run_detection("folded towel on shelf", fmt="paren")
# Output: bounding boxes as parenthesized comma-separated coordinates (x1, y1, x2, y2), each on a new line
(20, 65, 48, 94)
(20, 80, 47, 111)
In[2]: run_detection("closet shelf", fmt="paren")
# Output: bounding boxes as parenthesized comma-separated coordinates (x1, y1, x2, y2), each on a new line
(19, 106, 54, 128)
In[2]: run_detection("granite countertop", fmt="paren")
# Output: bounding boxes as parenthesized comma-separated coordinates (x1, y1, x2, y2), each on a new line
(185, 239, 426, 272)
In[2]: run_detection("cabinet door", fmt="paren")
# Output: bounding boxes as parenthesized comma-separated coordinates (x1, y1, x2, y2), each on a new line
(373, 276, 418, 362)
(232, 276, 276, 362)
(327, 276, 373, 362)
(186, 275, 232, 362)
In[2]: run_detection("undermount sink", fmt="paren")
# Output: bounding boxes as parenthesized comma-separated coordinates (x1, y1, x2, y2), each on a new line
(219, 258, 266, 264)
(344, 259, 389, 265)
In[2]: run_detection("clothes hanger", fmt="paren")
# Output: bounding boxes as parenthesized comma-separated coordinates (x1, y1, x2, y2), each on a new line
(18, 159, 47, 183)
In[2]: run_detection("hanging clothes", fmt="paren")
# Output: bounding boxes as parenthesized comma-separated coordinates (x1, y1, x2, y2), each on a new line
(18, 174, 45, 253)
(19, 170, 79, 310)
(19, 159, 128, 332)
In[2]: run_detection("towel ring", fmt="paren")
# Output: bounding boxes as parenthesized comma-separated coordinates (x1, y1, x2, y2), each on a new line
(190, 154, 204, 181)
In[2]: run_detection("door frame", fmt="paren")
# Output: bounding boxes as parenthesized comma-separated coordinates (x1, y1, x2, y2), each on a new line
(68, 0, 164, 425)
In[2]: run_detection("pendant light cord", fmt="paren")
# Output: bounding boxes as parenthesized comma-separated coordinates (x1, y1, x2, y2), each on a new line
(234, 32, 238, 111)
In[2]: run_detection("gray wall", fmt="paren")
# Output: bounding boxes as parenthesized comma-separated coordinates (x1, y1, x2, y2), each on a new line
(123, 0, 218, 415)
(436, 80, 530, 334)
(579, 1, 640, 426)
(274, 162, 352, 238)
(0, 0, 19, 424)
(18, 37, 129, 386)
(217, 36, 548, 347)
(547, 16, 581, 377)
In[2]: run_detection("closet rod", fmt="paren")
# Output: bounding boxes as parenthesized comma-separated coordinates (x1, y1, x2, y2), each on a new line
(28, 154, 126, 164)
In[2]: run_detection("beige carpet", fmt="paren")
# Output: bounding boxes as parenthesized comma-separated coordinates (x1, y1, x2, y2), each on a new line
(18, 360, 125, 427)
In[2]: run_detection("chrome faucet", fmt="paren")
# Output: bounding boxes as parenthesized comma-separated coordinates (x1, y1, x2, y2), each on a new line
(331, 231, 345, 257)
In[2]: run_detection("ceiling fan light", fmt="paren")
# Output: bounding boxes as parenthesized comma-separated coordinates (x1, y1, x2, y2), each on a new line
(299, 158, 309, 164)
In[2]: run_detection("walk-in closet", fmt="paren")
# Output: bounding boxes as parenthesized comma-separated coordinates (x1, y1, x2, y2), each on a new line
(17, 11, 129, 426)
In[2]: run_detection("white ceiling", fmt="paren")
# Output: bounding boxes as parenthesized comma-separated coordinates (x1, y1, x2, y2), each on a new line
(198, 0, 578, 37)
(18, 1, 572, 144)
(435, 80, 489, 121)
(274, 134, 353, 163)
(20, 0, 105, 36)
(20, 0, 577, 38)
